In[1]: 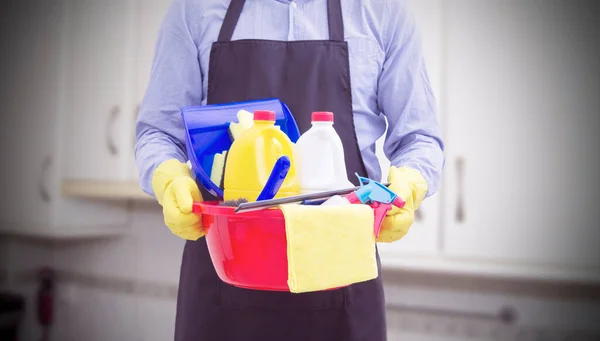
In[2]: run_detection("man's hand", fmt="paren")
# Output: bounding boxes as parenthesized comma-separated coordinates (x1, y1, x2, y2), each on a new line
(377, 166, 428, 243)
(152, 159, 205, 241)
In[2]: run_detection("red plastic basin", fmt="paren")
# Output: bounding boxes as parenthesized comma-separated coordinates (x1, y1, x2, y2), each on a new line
(192, 202, 290, 291)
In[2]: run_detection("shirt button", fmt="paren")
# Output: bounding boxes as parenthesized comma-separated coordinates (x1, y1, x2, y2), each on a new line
(290, 1, 297, 8)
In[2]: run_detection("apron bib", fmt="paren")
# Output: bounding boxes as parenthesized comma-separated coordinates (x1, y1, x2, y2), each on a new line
(175, 0, 386, 339)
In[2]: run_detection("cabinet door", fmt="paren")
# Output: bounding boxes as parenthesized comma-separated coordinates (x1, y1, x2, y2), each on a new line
(62, 0, 135, 182)
(377, 0, 443, 258)
(442, 1, 600, 268)
(0, 0, 61, 227)
(128, 0, 173, 180)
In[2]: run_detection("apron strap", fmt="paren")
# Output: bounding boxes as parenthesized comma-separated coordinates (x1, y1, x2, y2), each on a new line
(217, 0, 345, 42)
(217, 0, 245, 42)
(327, 0, 344, 41)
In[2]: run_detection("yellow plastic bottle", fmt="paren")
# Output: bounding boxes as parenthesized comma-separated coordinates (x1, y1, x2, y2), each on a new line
(224, 110, 300, 202)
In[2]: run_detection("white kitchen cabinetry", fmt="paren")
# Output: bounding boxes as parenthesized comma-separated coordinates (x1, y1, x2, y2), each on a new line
(0, 0, 132, 239)
(441, 1, 600, 273)
(60, 0, 172, 200)
(0, 0, 174, 237)
(378, 0, 600, 284)
(377, 0, 443, 259)
(62, 0, 136, 182)
(60, 0, 158, 200)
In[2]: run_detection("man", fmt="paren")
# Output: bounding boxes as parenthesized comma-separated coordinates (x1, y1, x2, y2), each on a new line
(135, 0, 444, 339)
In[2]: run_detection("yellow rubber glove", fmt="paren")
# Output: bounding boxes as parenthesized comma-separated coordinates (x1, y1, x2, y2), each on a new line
(151, 159, 205, 241)
(377, 166, 428, 243)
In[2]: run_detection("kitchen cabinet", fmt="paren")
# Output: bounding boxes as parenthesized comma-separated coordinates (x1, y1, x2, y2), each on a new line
(62, 0, 136, 183)
(441, 1, 600, 271)
(0, 0, 131, 239)
(0, 0, 174, 237)
(377, 0, 443, 259)
(378, 0, 600, 283)
(59, 0, 171, 200)
(55, 0, 171, 209)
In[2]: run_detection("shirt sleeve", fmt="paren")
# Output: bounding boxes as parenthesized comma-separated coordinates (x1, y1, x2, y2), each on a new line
(377, 0, 445, 197)
(134, 0, 202, 197)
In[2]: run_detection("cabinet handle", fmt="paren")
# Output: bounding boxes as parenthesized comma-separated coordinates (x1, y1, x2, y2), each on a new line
(38, 156, 52, 202)
(455, 157, 465, 222)
(415, 209, 423, 222)
(106, 106, 120, 156)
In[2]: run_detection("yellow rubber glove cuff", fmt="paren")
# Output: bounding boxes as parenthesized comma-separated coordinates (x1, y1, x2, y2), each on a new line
(151, 159, 205, 241)
(377, 166, 428, 243)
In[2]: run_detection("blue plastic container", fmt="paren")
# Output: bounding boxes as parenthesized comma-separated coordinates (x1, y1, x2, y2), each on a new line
(181, 99, 300, 199)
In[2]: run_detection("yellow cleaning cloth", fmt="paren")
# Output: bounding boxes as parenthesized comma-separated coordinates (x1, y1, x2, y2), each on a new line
(279, 204, 378, 293)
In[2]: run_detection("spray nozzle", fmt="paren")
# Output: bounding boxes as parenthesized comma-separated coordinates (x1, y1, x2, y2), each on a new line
(351, 173, 406, 238)
(353, 173, 405, 207)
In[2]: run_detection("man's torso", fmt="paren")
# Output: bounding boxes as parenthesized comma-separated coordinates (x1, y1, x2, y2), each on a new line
(181, 0, 395, 180)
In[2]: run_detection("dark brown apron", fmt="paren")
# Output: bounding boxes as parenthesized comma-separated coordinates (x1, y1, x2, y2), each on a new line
(174, 0, 386, 339)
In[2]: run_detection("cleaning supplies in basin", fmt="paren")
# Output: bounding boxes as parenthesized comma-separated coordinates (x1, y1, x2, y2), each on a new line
(233, 183, 390, 213)
(224, 110, 300, 202)
(320, 176, 406, 237)
(181, 98, 301, 199)
(295, 112, 353, 194)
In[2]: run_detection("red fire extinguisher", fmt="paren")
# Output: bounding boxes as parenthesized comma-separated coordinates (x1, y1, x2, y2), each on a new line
(37, 267, 54, 341)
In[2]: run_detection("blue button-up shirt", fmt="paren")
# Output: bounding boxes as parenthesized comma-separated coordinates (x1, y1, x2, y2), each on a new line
(135, 0, 445, 198)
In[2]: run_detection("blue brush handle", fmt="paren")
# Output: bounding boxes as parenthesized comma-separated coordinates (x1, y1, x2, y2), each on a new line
(257, 156, 291, 201)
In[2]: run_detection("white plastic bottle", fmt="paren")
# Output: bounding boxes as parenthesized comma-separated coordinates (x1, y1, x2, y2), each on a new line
(295, 112, 354, 194)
